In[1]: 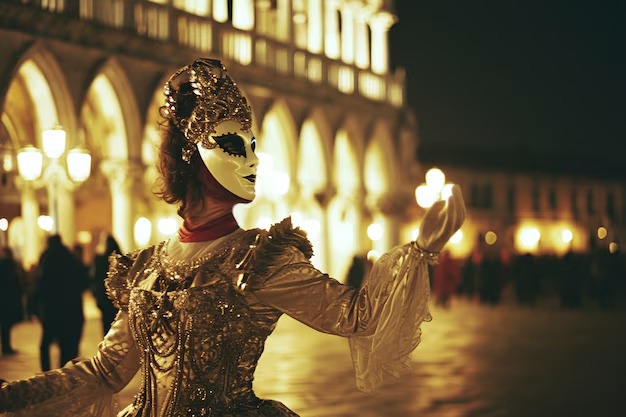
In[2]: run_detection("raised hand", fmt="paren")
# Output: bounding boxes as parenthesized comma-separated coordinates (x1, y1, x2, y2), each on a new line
(416, 184, 466, 253)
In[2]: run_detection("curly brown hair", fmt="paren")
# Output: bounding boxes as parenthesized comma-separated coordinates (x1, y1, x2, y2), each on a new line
(155, 82, 205, 218)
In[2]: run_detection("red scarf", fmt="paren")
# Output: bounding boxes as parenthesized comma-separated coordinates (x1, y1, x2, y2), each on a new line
(178, 157, 247, 242)
(178, 211, 239, 242)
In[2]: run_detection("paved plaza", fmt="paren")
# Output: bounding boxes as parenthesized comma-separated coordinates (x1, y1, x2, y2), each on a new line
(1, 295, 625, 417)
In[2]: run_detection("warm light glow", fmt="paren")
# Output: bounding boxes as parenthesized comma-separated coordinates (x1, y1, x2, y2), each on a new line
(366, 249, 380, 263)
(2, 153, 13, 172)
(441, 183, 454, 200)
(412, 227, 420, 240)
(17, 146, 43, 181)
(450, 229, 463, 244)
(274, 171, 290, 196)
(77, 231, 92, 244)
(609, 242, 619, 254)
(157, 217, 178, 237)
(213, 0, 228, 22)
(597, 227, 607, 239)
(66, 148, 92, 182)
(415, 184, 437, 208)
(37, 215, 54, 232)
(302, 219, 321, 237)
(561, 229, 573, 244)
(0, 218, 8, 231)
(367, 223, 383, 241)
(425, 168, 445, 193)
(42, 125, 67, 159)
(290, 211, 303, 228)
(485, 231, 497, 245)
(518, 227, 541, 252)
(256, 217, 272, 230)
(257, 151, 290, 197)
(232, 0, 254, 30)
(134, 217, 152, 247)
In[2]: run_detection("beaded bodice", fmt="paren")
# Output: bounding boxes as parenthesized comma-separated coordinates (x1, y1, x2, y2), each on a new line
(125, 236, 279, 417)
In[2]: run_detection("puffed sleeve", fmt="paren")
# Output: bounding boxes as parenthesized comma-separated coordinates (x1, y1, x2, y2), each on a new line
(0, 252, 144, 417)
(246, 186, 465, 393)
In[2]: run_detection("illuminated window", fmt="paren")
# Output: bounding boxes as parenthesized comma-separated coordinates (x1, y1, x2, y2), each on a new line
(482, 183, 493, 209)
(548, 187, 557, 211)
(469, 183, 479, 208)
(607, 191, 615, 220)
(586, 189, 594, 215)
(570, 189, 578, 216)
(532, 186, 540, 212)
(173, 0, 210, 16)
(506, 184, 516, 212)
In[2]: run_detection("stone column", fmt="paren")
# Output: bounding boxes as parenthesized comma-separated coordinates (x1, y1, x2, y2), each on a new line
(324, 0, 340, 59)
(101, 159, 142, 253)
(19, 183, 40, 269)
(369, 11, 396, 74)
(56, 185, 75, 247)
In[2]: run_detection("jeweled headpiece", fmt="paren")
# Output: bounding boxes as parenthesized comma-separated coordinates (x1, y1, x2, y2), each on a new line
(160, 58, 253, 163)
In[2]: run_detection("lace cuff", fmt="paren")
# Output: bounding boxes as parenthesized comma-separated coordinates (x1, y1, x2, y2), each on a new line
(348, 243, 432, 393)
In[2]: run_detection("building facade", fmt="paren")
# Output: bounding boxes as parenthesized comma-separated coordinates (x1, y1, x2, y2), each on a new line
(411, 163, 626, 261)
(0, 0, 419, 282)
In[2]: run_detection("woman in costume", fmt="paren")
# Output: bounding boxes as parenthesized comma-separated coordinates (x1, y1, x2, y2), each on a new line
(0, 58, 465, 417)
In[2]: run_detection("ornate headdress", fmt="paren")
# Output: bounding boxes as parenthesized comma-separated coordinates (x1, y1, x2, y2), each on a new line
(161, 58, 253, 163)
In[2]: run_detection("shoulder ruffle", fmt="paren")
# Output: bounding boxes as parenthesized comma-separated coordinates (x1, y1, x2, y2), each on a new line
(104, 250, 140, 310)
(247, 217, 313, 279)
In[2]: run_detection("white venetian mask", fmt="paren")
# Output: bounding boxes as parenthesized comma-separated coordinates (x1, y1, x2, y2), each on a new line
(196, 119, 258, 201)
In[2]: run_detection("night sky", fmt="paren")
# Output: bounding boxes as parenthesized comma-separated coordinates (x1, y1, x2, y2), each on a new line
(389, 0, 625, 177)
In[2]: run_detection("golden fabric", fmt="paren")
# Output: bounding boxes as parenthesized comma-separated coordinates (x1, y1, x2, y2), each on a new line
(0, 188, 465, 416)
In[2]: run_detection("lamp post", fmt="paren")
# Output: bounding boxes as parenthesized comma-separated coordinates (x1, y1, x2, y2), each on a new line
(16, 124, 91, 235)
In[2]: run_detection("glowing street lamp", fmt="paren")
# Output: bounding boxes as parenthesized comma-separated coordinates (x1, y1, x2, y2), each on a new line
(415, 167, 454, 208)
(17, 124, 91, 234)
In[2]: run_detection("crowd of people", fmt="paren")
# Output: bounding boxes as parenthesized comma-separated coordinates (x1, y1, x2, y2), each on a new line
(1, 234, 624, 365)
(431, 241, 626, 310)
(0, 233, 121, 367)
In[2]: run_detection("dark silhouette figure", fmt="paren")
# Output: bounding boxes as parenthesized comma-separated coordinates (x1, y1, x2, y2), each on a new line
(433, 250, 459, 308)
(479, 247, 503, 305)
(91, 235, 121, 335)
(512, 253, 539, 306)
(559, 249, 584, 308)
(36, 235, 88, 371)
(346, 254, 368, 290)
(460, 247, 483, 300)
(0, 247, 23, 355)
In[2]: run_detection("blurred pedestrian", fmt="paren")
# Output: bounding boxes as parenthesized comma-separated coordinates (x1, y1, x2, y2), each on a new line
(346, 254, 368, 289)
(433, 250, 459, 308)
(91, 234, 121, 335)
(0, 247, 23, 355)
(36, 234, 88, 371)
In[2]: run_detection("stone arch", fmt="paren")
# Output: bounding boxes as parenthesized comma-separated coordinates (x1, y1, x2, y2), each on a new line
(326, 115, 365, 280)
(293, 108, 332, 269)
(9, 43, 78, 144)
(234, 98, 298, 229)
(84, 57, 141, 160)
(1, 46, 78, 265)
(364, 119, 397, 252)
(77, 57, 142, 252)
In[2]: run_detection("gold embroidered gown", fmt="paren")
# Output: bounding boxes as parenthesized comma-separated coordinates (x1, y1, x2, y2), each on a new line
(0, 211, 461, 417)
